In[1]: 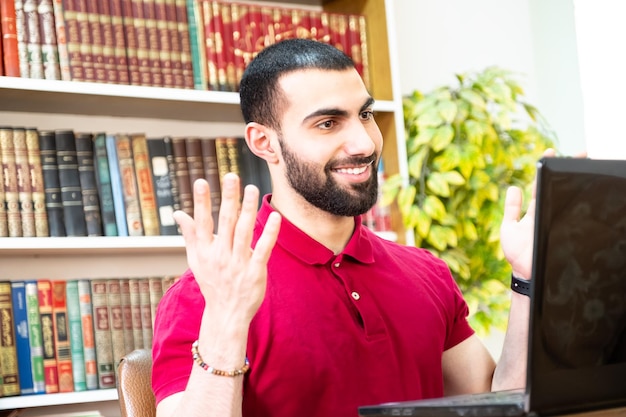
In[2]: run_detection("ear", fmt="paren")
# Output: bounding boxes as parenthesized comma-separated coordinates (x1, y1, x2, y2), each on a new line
(245, 122, 279, 164)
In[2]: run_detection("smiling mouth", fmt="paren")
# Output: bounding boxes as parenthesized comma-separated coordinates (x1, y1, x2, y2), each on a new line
(332, 160, 374, 175)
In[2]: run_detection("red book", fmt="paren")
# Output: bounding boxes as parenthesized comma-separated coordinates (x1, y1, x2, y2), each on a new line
(1, 0, 21, 76)
(130, 0, 152, 86)
(95, 0, 119, 83)
(229, 2, 246, 90)
(111, 0, 135, 85)
(200, 0, 218, 91)
(38, 279, 60, 393)
(51, 280, 74, 392)
(328, 12, 348, 54)
(74, 0, 96, 81)
(61, 0, 86, 81)
(291, 7, 311, 40)
(239, 4, 267, 67)
(174, 0, 193, 89)
(142, 0, 164, 87)
(209, 1, 230, 91)
(153, 0, 174, 88)
(163, 0, 183, 88)
(308, 9, 331, 44)
(84, 0, 107, 83)
(0, 21, 3, 75)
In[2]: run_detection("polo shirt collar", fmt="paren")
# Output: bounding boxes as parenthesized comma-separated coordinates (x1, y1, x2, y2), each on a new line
(256, 195, 375, 266)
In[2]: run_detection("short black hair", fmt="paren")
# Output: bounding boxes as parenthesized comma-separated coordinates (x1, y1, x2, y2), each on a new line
(239, 38, 355, 130)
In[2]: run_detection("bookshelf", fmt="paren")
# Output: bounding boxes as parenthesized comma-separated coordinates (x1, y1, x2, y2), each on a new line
(0, 0, 407, 415)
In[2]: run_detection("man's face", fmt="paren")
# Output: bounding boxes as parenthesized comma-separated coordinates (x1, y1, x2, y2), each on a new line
(274, 68, 383, 216)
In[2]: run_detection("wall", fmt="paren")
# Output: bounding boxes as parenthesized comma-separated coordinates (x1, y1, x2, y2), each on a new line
(392, 0, 586, 156)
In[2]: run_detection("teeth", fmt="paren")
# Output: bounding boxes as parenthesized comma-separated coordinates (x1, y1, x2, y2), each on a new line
(335, 166, 368, 175)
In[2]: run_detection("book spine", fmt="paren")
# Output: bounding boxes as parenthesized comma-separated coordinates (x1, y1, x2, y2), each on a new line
(105, 133, 128, 236)
(163, 136, 180, 213)
(357, 14, 370, 91)
(115, 133, 144, 236)
(61, 0, 84, 81)
(96, 0, 118, 84)
(185, 136, 204, 193)
(163, 0, 183, 88)
(74, 0, 96, 81)
(229, 2, 245, 90)
(51, 280, 74, 392)
(15, 0, 30, 77)
(119, 279, 135, 355)
(90, 280, 115, 389)
(84, 0, 107, 83)
(153, 0, 174, 88)
(38, 129, 66, 237)
(0, 126, 22, 237)
(55, 129, 87, 236)
(0, 139, 7, 237)
(24, 0, 45, 79)
(77, 279, 97, 390)
(24, 280, 46, 393)
(291, 7, 311, 39)
(65, 280, 86, 391)
(37, 0, 61, 80)
(131, 133, 160, 236)
(92, 132, 118, 236)
(12, 127, 36, 237)
(200, 137, 220, 230)
(143, 0, 164, 87)
(175, 0, 194, 89)
(0, 281, 20, 396)
(138, 278, 153, 348)
(129, 0, 152, 86)
(11, 281, 35, 395)
(106, 279, 126, 380)
(215, 136, 230, 182)
(51, 0, 71, 80)
(37, 279, 59, 393)
(108, 0, 132, 85)
(1, 0, 21, 76)
(25, 128, 49, 237)
(171, 137, 192, 216)
(148, 276, 163, 331)
(147, 137, 178, 235)
(225, 136, 241, 180)
(187, 0, 207, 90)
(128, 278, 143, 349)
(209, 1, 229, 91)
(75, 132, 103, 236)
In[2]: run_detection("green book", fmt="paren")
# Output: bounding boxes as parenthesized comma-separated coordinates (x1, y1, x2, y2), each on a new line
(92, 132, 118, 236)
(24, 280, 45, 393)
(185, 0, 206, 89)
(66, 280, 87, 391)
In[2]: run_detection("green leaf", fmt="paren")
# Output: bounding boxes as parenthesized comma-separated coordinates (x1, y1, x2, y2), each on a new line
(422, 195, 446, 221)
(459, 89, 486, 111)
(411, 127, 437, 151)
(426, 172, 450, 197)
(442, 170, 466, 186)
(426, 225, 449, 251)
(414, 206, 431, 238)
(397, 186, 416, 218)
(463, 219, 478, 240)
(416, 108, 444, 128)
(464, 120, 483, 145)
(381, 174, 403, 206)
(431, 125, 454, 152)
(407, 147, 429, 179)
(437, 100, 457, 123)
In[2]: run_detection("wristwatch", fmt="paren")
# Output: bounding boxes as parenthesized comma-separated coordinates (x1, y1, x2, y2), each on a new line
(510, 274, 532, 297)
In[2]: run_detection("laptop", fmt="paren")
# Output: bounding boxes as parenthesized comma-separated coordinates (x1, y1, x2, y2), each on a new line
(359, 157, 626, 417)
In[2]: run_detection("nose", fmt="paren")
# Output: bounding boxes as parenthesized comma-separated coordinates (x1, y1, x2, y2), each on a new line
(344, 119, 380, 157)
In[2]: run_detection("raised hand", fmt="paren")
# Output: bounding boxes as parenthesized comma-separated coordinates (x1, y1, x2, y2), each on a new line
(173, 173, 281, 333)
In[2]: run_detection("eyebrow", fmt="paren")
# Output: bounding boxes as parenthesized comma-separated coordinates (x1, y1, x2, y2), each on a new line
(302, 96, 376, 125)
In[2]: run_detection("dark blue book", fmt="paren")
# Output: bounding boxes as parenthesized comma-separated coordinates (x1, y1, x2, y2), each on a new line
(11, 281, 35, 395)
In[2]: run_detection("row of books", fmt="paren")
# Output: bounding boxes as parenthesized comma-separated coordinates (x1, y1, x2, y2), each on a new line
(0, 0, 370, 91)
(0, 276, 177, 397)
(0, 126, 270, 237)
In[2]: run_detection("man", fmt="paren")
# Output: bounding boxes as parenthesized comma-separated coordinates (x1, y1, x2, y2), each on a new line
(152, 38, 534, 417)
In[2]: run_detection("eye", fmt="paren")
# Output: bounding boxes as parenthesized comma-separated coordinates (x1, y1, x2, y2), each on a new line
(360, 110, 375, 121)
(317, 119, 336, 130)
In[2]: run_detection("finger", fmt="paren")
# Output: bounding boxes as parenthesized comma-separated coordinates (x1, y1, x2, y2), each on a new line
(173, 209, 197, 261)
(232, 184, 260, 256)
(251, 211, 281, 267)
(216, 173, 242, 249)
(502, 186, 523, 224)
(192, 178, 215, 245)
(543, 148, 556, 158)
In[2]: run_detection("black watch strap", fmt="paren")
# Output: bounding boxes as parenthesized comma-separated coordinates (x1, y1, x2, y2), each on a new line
(511, 274, 532, 297)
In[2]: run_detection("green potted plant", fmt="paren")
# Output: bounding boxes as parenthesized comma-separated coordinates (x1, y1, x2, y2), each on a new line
(382, 66, 556, 334)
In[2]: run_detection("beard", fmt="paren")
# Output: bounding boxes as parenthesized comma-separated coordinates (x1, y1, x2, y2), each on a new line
(279, 137, 379, 217)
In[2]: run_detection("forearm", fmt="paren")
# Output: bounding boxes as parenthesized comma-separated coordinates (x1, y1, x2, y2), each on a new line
(491, 292, 530, 391)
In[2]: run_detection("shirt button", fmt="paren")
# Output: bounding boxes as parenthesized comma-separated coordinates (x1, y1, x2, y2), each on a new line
(351, 291, 360, 300)
(334, 262, 340, 268)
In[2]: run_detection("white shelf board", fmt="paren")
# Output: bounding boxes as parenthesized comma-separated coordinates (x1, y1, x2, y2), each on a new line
(0, 389, 118, 410)
(0, 236, 185, 255)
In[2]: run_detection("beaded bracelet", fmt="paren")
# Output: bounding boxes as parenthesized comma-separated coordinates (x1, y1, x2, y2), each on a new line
(191, 340, 250, 377)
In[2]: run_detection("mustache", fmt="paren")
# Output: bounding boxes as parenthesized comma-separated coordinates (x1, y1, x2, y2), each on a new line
(327, 154, 378, 170)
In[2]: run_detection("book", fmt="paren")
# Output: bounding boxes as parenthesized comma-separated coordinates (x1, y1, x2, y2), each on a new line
(37, 279, 59, 393)
(142, 0, 164, 87)
(25, 127, 50, 237)
(0, 139, 7, 237)
(115, 133, 144, 236)
(11, 281, 36, 395)
(119, 279, 135, 355)
(15, 0, 30, 77)
(128, 278, 143, 349)
(163, 136, 181, 213)
(200, 137, 220, 230)
(153, 0, 174, 88)
(164, 0, 184, 88)
(96, 0, 120, 84)
(0, 126, 22, 237)
(1, 0, 21, 76)
(77, 279, 97, 390)
(51, 0, 71, 81)
(51, 280, 74, 392)
(24, 280, 46, 394)
(187, 0, 207, 90)
(55, 129, 87, 236)
(146, 137, 178, 235)
(174, 0, 194, 89)
(129, 0, 152, 86)
(138, 278, 153, 348)
(0, 281, 20, 396)
(92, 132, 118, 236)
(185, 137, 204, 195)
(209, 0, 230, 91)
(107, 0, 132, 85)
(24, 0, 45, 79)
(229, 2, 246, 90)
(37, 0, 61, 80)
(65, 280, 86, 391)
(60, 0, 86, 81)
(171, 137, 192, 216)
(106, 279, 125, 380)
(12, 127, 36, 237)
(131, 133, 160, 236)
(105, 133, 128, 236)
(75, 132, 103, 236)
(38, 129, 66, 237)
(90, 280, 115, 389)
(74, 0, 96, 82)
(148, 277, 163, 330)
(84, 0, 107, 83)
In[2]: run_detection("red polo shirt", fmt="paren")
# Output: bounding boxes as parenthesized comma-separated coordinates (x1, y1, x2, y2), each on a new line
(152, 195, 474, 416)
